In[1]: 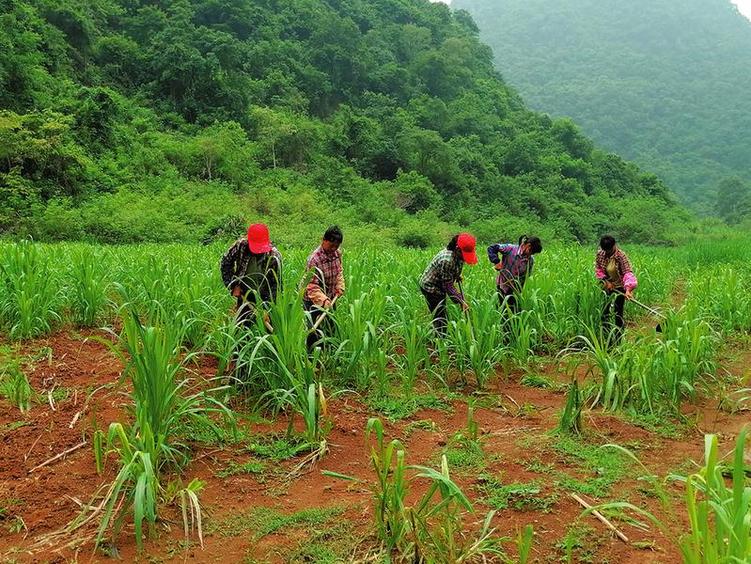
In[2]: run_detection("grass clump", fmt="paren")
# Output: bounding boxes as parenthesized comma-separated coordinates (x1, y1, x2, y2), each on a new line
(207, 506, 345, 539)
(246, 434, 312, 461)
(478, 475, 558, 512)
(0, 346, 34, 413)
(519, 434, 630, 498)
(215, 459, 265, 478)
(366, 392, 454, 421)
(520, 372, 563, 390)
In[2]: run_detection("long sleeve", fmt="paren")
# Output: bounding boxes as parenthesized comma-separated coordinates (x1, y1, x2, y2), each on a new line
(594, 252, 606, 280)
(619, 253, 638, 291)
(443, 280, 464, 305)
(335, 268, 345, 297)
(220, 241, 242, 289)
(488, 243, 513, 265)
(305, 275, 328, 307)
(268, 249, 283, 302)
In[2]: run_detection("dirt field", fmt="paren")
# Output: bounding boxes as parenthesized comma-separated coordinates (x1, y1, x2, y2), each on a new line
(0, 328, 748, 563)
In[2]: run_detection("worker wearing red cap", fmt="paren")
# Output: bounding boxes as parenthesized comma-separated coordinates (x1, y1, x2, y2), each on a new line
(220, 223, 283, 329)
(419, 233, 478, 336)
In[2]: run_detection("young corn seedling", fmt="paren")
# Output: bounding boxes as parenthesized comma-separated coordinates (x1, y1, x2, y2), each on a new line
(557, 379, 583, 436)
(0, 352, 34, 413)
(69, 248, 111, 328)
(0, 242, 62, 339)
(87, 305, 233, 551)
(326, 418, 507, 562)
(672, 429, 751, 563)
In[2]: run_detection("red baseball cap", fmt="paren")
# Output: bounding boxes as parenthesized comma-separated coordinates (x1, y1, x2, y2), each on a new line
(457, 232, 478, 265)
(247, 223, 273, 254)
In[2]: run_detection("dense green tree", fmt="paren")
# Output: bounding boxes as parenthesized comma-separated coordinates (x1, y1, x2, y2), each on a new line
(0, 0, 685, 244)
(716, 177, 751, 225)
(454, 0, 751, 211)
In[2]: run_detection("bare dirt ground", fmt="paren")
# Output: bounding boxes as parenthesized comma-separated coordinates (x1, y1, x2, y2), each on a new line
(0, 328, 748, 563)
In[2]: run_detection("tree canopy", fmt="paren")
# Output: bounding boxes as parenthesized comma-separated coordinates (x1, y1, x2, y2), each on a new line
(0, 0, 685, 245)
(454, 0, 751, 214)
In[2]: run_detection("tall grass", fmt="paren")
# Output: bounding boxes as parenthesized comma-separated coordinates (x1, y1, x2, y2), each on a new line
(0, 242, 61, 339)
(672, 429, 750, 562)
(93, 304, 233, 549)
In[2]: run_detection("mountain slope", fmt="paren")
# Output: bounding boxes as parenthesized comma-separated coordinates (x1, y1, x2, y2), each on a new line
(0, 0, 682, 244)
(453, 0, 751, 210)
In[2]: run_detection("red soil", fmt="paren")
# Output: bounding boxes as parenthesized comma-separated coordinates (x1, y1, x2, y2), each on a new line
(0, 329, 747, 563)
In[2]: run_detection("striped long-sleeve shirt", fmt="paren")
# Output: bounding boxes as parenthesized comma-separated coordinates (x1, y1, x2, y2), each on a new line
(487, 243, 534, 294)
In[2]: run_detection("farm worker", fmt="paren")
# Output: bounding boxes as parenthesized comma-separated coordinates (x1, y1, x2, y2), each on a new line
(304, 225, 345, 350)
(595, 235, 637, 346)
(487, 235, 543, 314)
(419, 233, 478, 336)
(220, 223, 282, 330)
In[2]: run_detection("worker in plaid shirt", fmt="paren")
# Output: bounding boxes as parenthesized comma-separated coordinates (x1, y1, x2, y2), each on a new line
(220, 223, 282, 329)
(487, 235, 543, 314)
(304, 225, 345, 350)
(419, 233, 478, 336)
(595, 234, 638, 346)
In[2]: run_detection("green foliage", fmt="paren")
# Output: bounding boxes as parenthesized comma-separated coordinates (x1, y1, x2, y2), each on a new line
(327, 418, 507, 562)
(557, 379, 583, 436)
(206, 505, 345, 539)
(673, 430, 751, 562)
(455, 0, 751, 211)
(0, 0, 684, 244)
(478, 476, 558, 512)
(0, 241, 61, 339)
(0, 346, 34, 413)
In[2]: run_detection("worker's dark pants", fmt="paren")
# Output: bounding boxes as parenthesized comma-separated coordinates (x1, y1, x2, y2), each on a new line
(422, 289, 448, 337)
(233, 298, 265, 382)
(601, 290, 626, 346)
(304, 299, 333, 351)
(236, 297, 258, 329)
(497, 288, 520, 315)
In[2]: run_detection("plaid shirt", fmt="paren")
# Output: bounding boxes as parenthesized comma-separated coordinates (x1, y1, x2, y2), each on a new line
(305, 246, 344, 306)
(220, 238, 282, 303)
(595, 248, 637, 291)
(419, 249, 465, 304)
(487, 243, 534, 294)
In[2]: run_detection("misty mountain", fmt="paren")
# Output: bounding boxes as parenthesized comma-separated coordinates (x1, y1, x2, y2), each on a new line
(453, 0, 751, 211)
(1, 0, 681, 243)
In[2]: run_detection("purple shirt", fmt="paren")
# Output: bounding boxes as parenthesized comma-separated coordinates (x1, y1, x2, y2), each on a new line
(487, 243, 534, 293)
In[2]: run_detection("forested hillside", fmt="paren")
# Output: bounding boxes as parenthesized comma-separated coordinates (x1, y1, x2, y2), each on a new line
(0, 0, 683, 245)
(453, 0, 751, 215)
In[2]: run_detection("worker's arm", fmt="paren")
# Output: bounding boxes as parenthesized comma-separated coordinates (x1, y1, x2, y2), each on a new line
(269, 249, 283, 302)
(487, 243, 513, 265)
(619, 254, 638, 292)
(334, 267, 345, 297)
(305, 258, 330, 307)
(443, 280, 465, 306)
(220, 240, 242, 291)
(594, 252, 607, 281)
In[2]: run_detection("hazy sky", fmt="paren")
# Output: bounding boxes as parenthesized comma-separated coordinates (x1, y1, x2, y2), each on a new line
(432, 0, 751, 21)
(732, 0, 751, 19)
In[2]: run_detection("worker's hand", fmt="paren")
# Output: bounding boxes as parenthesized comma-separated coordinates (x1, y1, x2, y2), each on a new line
(323, 299, 333, 309)
(604, 281, 615, 292)
(625, 289, 634, 300)
(462, 301, 470, 313)
(494, 263, 503, 271)
(263, 311, 271, 324)
(232, 286, 242, 298)
(335, 289, 344, 298)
